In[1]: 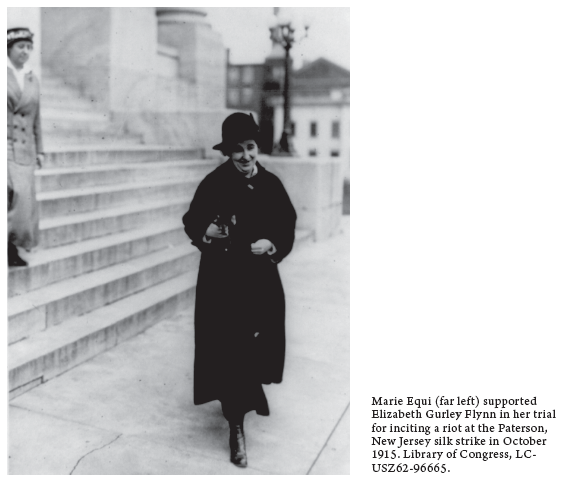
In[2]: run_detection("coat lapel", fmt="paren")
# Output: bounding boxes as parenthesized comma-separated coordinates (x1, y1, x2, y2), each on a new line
(7, 68, 23, 109)
(14, 71, 35, 113)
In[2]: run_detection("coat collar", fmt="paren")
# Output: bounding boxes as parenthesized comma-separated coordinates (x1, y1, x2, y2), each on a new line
(8, 63, 35, 113)
(7, 56, 33, 75)
(226, 159, 266, 180)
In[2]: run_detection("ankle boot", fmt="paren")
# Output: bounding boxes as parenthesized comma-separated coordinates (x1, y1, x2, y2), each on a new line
(8, 242, 27, 267)
(229, 423, 247, 468)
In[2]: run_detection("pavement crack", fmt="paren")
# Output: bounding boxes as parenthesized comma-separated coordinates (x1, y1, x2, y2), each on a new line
(306, 402, 349, 475)
(69, 433, 122, 475)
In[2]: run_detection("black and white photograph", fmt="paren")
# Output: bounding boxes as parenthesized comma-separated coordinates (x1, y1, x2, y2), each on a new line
(6, 6, 350, 475)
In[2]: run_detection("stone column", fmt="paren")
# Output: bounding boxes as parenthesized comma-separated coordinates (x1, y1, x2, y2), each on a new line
(156, 7, 226, 111)
(7, 7, 42, 79)
(108, 8, 158, 113)
(41, 7, 113, 110)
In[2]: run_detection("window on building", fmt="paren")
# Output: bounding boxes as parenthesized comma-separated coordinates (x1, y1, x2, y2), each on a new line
(330, 150, 340, 157)
(242, 87, 253, 105)
(228, 67, 240, 85)
(242, 66, 254, 84)
(228, 89, 240, 106)
(310, 121, 317, 138)
(330, 89, 344, 101)
(309, 149, 317, 157)
(273, 66, 285, 81)
(331, 121, 340, 139)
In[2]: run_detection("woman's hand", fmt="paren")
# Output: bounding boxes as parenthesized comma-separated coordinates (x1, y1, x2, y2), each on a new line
(205, 223, 228, 239)
(36, 153, 44, 169)
(251, 239, 273, 255)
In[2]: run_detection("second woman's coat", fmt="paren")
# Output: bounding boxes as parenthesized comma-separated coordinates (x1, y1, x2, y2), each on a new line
(8, 65, 42, 249)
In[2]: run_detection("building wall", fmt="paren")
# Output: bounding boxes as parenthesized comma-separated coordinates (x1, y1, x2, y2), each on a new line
(157, 15, 226, 111)
(108, 8, 158, 113)
(38, 7, 230, 147)
(274, 101, 349, 151)
(41, 8, 113, 110)
(226, 64, 265, 113)
(274, 99, 350, 181)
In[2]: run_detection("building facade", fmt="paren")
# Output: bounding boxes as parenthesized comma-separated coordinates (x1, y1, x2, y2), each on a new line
(272, 58, 350, 177)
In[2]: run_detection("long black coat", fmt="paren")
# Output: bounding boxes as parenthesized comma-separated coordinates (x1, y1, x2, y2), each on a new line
(182, 160, 297, 406)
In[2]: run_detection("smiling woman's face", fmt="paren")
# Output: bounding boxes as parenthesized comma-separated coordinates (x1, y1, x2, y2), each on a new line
(231, 139, 258, 175)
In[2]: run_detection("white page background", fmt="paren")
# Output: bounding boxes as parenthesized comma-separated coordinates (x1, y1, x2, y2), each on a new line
(352, 1, 562, 480)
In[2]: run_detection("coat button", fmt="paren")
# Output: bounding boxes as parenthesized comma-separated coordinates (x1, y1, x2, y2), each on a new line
(254, 332, 259, 337)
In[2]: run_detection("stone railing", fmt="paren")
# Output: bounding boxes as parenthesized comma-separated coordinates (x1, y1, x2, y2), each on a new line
(259, 156, 344, 241)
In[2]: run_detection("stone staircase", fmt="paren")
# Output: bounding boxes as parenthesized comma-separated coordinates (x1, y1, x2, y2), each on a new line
(8, 146, 208, 398)
(8, 147, 313, 399)
(40, 68, 143, 148)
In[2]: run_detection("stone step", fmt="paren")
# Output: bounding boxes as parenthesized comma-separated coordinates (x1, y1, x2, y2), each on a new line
(39, 198, 191, 248)
(40, 90, 100, 112)
(35, 160, 214, 192)
(42, 121, 127, 137)
(42, 119, 115, 136)
(37, 178, 201, 218)
(43, 134, 143, 149)
(43, 146, 206, 168)
(41, 103, 105, 117)
(8, 272, 197, 398)
(9, 221, 186, 299)
(40, 74, 83, 91)
(41, 107, 110, 124)
(8, 243, 200, 344)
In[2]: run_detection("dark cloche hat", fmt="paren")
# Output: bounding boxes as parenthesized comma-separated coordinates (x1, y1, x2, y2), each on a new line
(7, 28, 34, 47)
(213, 112, 260, 151)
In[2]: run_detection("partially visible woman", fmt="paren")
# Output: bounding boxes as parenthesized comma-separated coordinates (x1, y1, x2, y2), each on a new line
(7, 27, 44, 267)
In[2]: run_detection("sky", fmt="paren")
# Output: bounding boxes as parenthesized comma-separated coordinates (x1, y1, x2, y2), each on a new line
(206, 7, 350, 71)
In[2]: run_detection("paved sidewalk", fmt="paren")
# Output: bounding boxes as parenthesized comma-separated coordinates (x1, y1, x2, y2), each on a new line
(9, 217, 350, 475)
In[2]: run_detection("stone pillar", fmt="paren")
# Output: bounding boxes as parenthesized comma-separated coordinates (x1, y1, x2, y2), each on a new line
(41, 8, 158, 113)
(41, 7, 113, 110)
(108, 8, 158, 113)
(7, 7, 42, 79)
(156, 7, 226, 111)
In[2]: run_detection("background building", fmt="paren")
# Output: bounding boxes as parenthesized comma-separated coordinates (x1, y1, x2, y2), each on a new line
(225, 43, 287, 154)
(272, 58, 350, 178)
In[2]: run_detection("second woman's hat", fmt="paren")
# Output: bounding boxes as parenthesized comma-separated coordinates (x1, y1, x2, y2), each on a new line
(213, 112, 260, 151)
(7, 28, 33, 47)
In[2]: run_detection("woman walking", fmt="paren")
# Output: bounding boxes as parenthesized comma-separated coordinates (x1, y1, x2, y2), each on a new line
(7, 27, 44, 266)
(182, 113, 297, 468)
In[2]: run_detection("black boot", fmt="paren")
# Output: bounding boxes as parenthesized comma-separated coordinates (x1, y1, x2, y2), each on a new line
(229, 421, 247, 468)
(8, 242, 27, 267)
